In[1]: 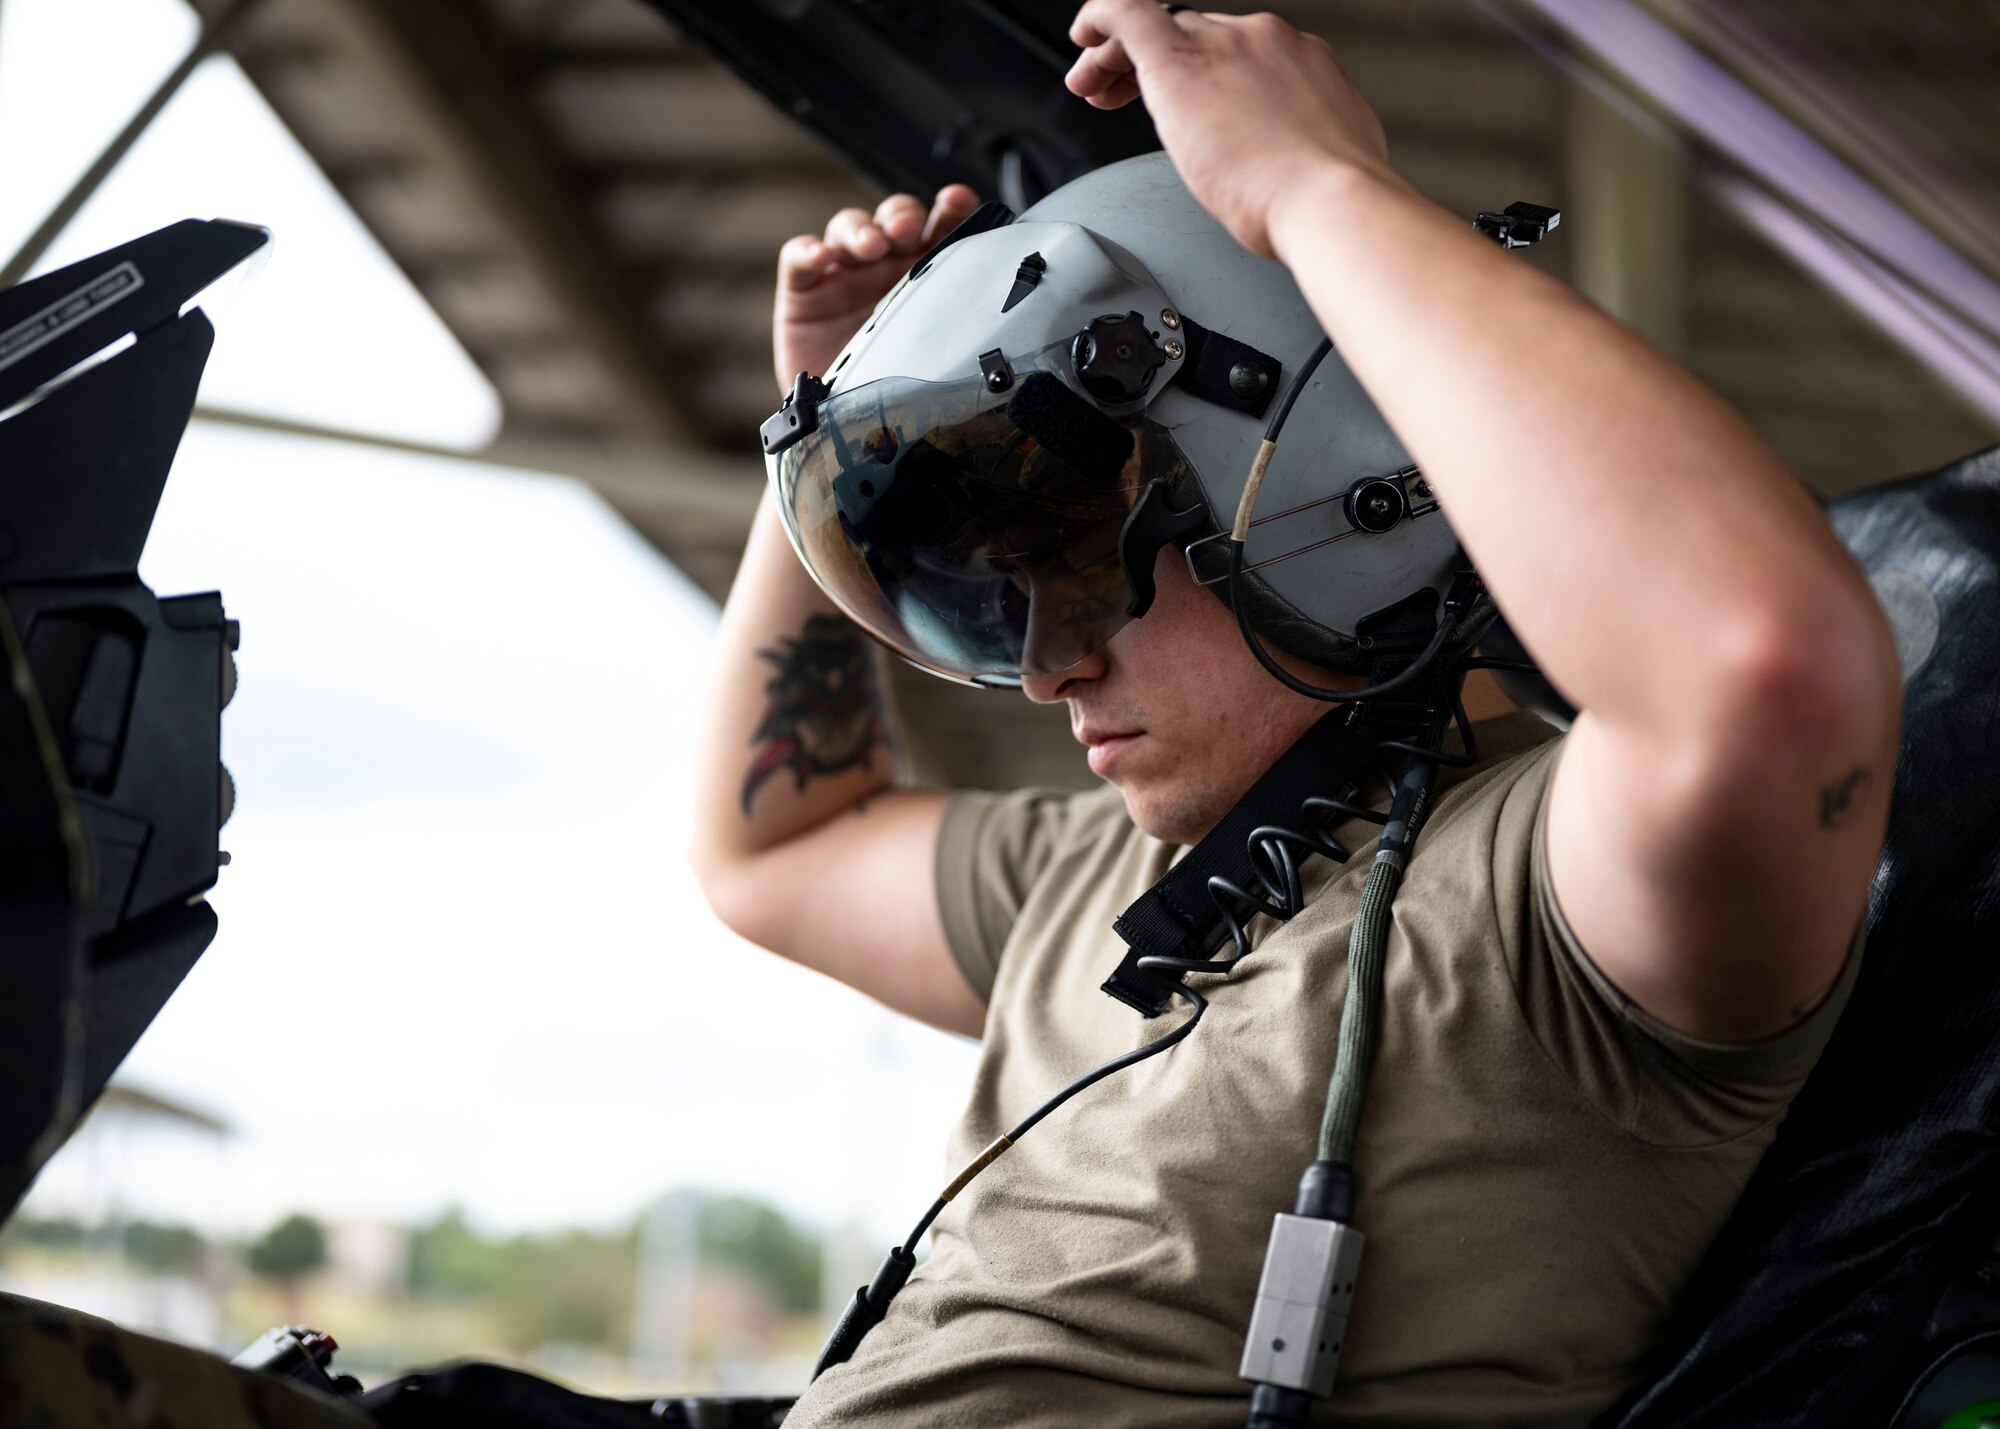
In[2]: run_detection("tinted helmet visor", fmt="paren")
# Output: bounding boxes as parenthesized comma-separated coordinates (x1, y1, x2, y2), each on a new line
(770, 358, 1196, 684)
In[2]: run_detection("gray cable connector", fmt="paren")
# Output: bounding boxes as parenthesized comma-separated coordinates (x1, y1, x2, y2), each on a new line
(1238, 1213, 1365, 1397)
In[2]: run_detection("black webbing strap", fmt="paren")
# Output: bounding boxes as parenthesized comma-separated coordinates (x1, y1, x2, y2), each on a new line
(1170, 315, 1283, 419)
(1104, 710, 1379, 1016)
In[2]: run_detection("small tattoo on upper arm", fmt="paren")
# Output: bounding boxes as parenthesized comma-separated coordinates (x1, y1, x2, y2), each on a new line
(1817, 766, 1868, 829)
(742, 614, 890, 813)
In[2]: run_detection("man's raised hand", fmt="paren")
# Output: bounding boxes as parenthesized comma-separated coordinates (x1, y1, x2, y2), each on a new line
(773, 185, 982, 392)
(1065, 2, 1399, 258)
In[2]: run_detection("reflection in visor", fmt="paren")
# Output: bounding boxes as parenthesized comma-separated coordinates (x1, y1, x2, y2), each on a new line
(773, 360, 1198, 685)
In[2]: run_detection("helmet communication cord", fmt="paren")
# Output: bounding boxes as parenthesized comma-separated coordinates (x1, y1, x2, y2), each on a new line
(1223, 337, 1452, 1426)
(1235, 207, 1558, 1421)
(812, 938, 1218, 1380)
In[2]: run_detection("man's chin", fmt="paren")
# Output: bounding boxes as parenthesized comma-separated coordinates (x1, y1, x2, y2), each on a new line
(1108, 775, 1217, 848)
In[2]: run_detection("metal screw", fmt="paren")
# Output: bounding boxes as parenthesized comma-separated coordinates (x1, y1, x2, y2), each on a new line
(1163, 338, 1184, 361)
(1229, 361, 1269, 398)
(1160, 308, 1180, 329)
(985, 369, 1010, 393)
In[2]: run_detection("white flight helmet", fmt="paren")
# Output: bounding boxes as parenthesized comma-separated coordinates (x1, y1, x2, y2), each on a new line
(762, 151, 1474, 688)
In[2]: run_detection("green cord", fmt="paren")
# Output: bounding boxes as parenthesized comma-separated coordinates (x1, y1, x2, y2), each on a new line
(1317, 852, 1405, 1163)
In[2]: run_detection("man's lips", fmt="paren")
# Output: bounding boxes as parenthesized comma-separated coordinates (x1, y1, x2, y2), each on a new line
(1078, 727, 1144, 774)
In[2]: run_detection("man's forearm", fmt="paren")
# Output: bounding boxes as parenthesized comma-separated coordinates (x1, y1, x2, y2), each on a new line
(1267, 160, 1891, 744)
(692, 494, 899, 876)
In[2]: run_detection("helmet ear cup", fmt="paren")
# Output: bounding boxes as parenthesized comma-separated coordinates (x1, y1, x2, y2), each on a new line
(1213, 567, 1496, 680)
(1165, 464, 1370, 674)
(1222, 563, 1371, 674)
(1174, 454, 1495, 680)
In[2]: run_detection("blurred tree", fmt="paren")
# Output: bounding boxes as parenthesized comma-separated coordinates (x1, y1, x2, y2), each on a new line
(392, 1194, 824, 1354)
(491, 1226, 638, 1352)
(406, 1206, 505, 1298)
(122, 1220, 205, 1276)
(696, 1195, 820, 1313)
(248, 1213, 327, 1284)
(0, 1216, 88, 1257)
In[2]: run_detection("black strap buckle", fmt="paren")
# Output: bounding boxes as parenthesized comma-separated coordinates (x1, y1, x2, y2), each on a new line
(761, 371, 831, 456)
(1105, 712, 1377, 1016)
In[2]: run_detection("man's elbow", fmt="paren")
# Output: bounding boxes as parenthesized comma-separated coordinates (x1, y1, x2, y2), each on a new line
(689, 845, 778, 951)
(1704, 575, 1902, 764)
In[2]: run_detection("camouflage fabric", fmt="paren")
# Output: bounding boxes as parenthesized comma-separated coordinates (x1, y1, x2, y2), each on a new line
(0, 1292, 374, 1429)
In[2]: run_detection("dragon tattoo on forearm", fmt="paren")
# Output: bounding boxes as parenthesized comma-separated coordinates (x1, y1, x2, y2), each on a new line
(741, 614, 892, 814)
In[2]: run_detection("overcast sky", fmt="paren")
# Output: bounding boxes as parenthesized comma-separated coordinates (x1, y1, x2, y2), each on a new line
(2, 0, 983, 1243)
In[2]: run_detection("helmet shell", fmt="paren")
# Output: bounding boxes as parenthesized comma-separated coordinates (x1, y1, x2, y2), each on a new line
(824, 215, 1181, 402)
(816, 151, 1462, 667)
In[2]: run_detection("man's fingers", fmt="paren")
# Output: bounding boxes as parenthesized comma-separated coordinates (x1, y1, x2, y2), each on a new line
(1081, 75, 1143, 110)
(1069, 0, 1208, 101)
(1065, 36, 1136, 100)
(923, 184, 982, 244)
(798, 188, 980, 284)
(874, 193, 929, 251)
(778, 234, 836, 292)
(824, 206, 890, 261)
(1070, 0, 1186, 52)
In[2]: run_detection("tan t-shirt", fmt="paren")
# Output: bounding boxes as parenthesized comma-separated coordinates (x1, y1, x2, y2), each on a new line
(787, 714, 1862, 1428)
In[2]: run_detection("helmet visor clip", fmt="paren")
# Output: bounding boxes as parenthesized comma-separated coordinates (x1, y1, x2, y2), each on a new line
(762, 371, 831, 456)
(978, 347, 1014, 393)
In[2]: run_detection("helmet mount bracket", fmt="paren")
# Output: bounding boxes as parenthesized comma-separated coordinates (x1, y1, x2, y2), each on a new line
(1119, 479, 1211, 618)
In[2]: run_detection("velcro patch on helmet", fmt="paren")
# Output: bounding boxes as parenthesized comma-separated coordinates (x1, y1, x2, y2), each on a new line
(1172, 316, 1282, 419)
(1006, 373, 1134, 486)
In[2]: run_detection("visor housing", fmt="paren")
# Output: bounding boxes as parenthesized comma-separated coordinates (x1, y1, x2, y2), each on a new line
(769, 344, 1196, 685)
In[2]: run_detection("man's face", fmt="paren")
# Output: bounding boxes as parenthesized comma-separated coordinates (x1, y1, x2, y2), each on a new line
(1021, 545, 1357, 844)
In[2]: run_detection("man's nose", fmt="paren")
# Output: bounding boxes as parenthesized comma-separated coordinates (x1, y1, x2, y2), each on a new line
(1015, 566, 1119, 702)
(1021, 641, 1109, 703)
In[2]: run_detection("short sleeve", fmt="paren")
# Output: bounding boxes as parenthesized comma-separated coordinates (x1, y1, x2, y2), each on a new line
(933, 787, 1079, 1003)
(1500, 741, 1867, 1145)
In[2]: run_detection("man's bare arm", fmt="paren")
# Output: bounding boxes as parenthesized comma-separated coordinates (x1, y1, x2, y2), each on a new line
(1068, 3, 1901, 1041)
(690, 187, 987, 1038)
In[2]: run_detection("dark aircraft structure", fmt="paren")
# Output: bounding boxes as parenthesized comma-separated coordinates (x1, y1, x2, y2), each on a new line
(3, 2, 1999, 1425)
